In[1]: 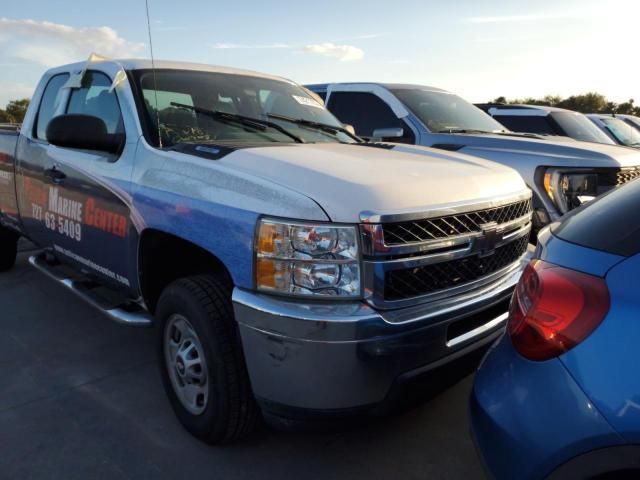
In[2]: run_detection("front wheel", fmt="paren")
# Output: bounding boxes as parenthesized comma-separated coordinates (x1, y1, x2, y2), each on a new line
(0, 228, 19, 272)
(156, 275, 258, 444)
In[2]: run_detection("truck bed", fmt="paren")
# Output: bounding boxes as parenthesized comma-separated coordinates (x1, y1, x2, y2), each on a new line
(0, 126, 19, 224)
(0, 124, 20, 134)
(0, 127, 18, 159)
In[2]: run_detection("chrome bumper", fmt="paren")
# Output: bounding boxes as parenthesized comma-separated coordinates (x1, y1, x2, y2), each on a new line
(233, 247, 533, 412)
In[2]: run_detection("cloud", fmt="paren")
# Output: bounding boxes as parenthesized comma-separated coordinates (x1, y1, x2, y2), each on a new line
(210, 40, 365, 62)
(475, 34, 542, 43)
(302, 43, 364, 62)
(0, 82, 34, 105)
(0, 17, 144, 66)
(466, 12, 585, 23)
(211, 43, 291, 49)
(348, 33, 385, 40)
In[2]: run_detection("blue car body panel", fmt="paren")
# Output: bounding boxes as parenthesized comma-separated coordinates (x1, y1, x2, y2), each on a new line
(561, 252, 640, 444)
(131, 183, 259, 290)
(470, 229, 631, 479)
(471, 337, 624, 480)
(536, 227, 625, 277)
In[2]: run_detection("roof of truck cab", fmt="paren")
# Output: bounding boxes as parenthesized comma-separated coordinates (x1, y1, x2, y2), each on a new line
(486, 104, 577, 114)
(587, 113, 616, 120)
(47, 58, 293, 83)
(616, 114, 640, 121)
(306, 82, 448, 93)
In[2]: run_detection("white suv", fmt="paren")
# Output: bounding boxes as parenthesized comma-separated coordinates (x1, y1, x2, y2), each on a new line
(478, 104, 615, 145)
(307, 82, 640, 235)
(587, 114, 640, 148)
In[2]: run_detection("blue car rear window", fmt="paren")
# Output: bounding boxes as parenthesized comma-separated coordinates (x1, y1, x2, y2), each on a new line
(552, 178, 640, 257)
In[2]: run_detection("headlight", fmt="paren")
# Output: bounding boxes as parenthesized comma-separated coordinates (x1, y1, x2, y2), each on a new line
(543, 168, 598, 214)
(255, 219, 361, 298)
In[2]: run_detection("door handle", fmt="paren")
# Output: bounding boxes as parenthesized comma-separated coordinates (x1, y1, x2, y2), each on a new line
(44, 166, 66, 184)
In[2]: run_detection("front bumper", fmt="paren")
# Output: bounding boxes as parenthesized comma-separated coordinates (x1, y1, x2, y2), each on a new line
(232, 262, 525, 415)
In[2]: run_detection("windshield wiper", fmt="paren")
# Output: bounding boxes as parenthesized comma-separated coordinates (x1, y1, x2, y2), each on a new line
(495, 131, 547, 139)
(266, 113, 363, 142)
(170, 102, 304, 144)
(438, 128, 495, 134)
(438, 127, 545, 139)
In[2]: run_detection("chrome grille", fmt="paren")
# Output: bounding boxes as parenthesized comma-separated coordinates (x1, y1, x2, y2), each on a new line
(595, 167, 640, 187)
(361, 192, 533, 309)
(383, 235, 529, 301)
(616, 167, 640, 186)
(382, 198, 532, 246)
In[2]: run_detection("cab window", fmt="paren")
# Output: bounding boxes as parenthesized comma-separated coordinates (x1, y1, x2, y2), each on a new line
(327, 92, 415, 143)
(494, 115, 558, 135)
(67, 71, 124, 135)
(34, 73, 70, 141)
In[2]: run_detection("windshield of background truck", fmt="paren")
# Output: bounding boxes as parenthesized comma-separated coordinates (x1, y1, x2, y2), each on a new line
(134, 70, 356, 146)
(601, 117, 640, 147)
(624, 116, 640, 130)
(391, 88, 507, 133)
(551, 112, 616, 144)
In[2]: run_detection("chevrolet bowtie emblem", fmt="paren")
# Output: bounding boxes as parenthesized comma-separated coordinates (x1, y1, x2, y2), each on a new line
(473, 222, 502, 257)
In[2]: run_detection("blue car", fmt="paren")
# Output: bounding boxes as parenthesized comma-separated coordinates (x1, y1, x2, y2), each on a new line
(471, 179, 640, 479)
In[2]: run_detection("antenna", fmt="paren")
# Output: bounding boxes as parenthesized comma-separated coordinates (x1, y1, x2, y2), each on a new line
(145, 0, 163, 148)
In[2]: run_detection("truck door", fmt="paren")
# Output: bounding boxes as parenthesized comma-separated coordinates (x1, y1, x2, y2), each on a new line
(17, 70, 138, 294)
(16, 72, 70, 245)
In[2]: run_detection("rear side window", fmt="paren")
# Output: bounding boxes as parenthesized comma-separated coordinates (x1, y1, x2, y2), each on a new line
(35, 73, 69, 140)
(493, 115, 558, 135)
(328, 91, 414, 143)
(553, 179, 640, 257)
(67, 71, 124, 134)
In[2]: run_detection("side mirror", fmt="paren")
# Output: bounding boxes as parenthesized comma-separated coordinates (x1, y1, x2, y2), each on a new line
(371, 127, 404, 142)
(343, 124, 356, 136)
(46, 114, 123, 154)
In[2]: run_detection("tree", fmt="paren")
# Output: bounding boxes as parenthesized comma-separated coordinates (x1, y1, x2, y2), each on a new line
(556, 93, 609, 113)
(616, 99, 636, 115)
(4, 99, 30, 124)
(0, 109, 13, 123)
(490, 92, 640, 115)
(541, 95, 562, 107)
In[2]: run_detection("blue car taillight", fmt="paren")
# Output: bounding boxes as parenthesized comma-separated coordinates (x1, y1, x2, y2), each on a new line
(508, 260, 610, 361)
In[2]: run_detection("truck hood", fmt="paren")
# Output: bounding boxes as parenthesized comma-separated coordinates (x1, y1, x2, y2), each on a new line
(430, 132, 640, 168)
(217, 143, 527, 223)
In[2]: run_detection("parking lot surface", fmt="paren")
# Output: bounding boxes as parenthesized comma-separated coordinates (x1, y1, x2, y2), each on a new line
(0, 242, 484, 480)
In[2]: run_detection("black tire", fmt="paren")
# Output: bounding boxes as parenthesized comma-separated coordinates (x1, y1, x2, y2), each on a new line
(0, 228, 19, 272)
(156, 275, 259, 444)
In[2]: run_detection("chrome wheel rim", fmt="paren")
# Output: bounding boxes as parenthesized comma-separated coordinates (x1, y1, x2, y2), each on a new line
(164, 314, 209, 415)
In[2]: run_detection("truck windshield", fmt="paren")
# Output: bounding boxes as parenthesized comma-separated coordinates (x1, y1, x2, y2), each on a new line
(132, 69, 356, 147)
(599, 117, 640, 147)
(550, 112, 615, 144)
(622, 116, 640, 131)
(391, 88, 507, 134)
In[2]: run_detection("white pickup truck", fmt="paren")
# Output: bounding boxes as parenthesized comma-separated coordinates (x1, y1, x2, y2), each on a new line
(0, 59, 531, 442)
(308, 83, 640, 235)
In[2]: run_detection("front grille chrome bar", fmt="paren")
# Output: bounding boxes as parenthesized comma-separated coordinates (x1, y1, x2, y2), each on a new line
(362, 225, 530, 309)
(360, 190, 533, 309)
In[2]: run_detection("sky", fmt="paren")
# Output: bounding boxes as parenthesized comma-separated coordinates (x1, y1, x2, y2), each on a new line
(1, 0, 639, 107)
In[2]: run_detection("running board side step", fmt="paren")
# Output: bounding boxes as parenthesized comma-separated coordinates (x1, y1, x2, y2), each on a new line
(29, 254, 153, 327)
